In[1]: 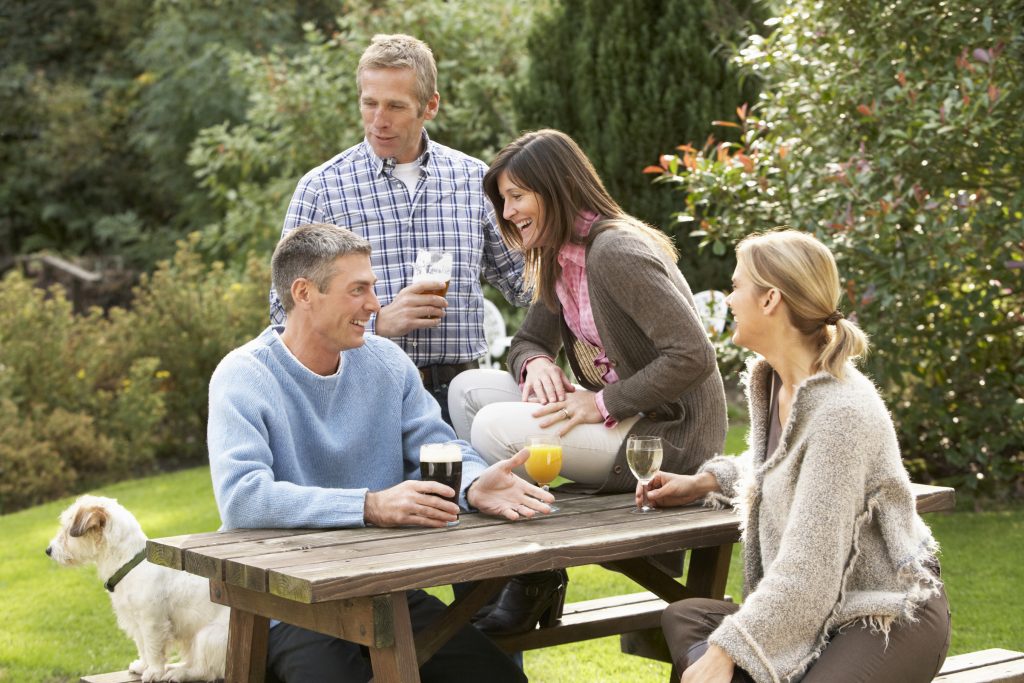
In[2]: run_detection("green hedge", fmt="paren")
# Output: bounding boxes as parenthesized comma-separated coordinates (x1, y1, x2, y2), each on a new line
(651, 0, 1024, 498)
(0, 234, 268, 513)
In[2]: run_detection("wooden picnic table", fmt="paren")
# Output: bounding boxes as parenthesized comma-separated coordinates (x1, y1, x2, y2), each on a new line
(146, 483, 955, 683)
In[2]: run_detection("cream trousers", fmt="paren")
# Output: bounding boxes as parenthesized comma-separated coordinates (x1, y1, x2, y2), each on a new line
(448, 369, 640, 486)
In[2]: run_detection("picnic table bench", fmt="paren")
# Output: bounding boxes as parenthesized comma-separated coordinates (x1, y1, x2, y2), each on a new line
(86, 483, 974, 683)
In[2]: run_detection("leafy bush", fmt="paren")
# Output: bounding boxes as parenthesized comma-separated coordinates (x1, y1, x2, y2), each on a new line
(0, 275, 163, 512)
(651, 0, 1024, 497)
(0, 0, 336, 269)
(109, 233, 270, 465)
(515, 0, 767, 288)
(187, 0, 543, 263)
(0, 234, 268, 512)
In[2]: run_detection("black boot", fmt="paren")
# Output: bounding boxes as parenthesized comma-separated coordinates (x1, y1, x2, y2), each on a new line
(474, 569, 568, 637)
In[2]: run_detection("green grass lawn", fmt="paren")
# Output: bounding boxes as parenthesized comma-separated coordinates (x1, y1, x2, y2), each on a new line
(3, 448, 1021, 681)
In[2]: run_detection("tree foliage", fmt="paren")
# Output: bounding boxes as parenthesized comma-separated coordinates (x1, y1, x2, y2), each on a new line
(515, 0, 767, 287)
(187, 0, 542, 263)
(0, 0, 334, 268)
(653, 0, 1024, 497)
(0, 233, 269, 513)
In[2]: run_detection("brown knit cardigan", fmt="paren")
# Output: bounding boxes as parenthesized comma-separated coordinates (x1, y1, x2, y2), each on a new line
(507, 224, 728, 493)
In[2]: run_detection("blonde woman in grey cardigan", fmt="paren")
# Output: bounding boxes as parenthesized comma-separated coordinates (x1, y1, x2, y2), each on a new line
(447, 129, 727, 637)
(649, 230, 950, 683)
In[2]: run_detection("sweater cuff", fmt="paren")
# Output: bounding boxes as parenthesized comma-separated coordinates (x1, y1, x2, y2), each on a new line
(709, 615, 780, 683)
(698, 455, 741, 500)
(594, 390, 618, 428)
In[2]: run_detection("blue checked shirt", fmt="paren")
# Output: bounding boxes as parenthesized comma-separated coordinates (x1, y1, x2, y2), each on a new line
(271, 132, 529, 366)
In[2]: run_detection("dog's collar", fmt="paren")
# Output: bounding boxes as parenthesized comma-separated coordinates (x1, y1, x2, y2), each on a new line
(104, 548, 147, 592)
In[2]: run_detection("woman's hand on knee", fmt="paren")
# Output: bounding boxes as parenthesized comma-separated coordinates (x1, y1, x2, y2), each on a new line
(521, 357, 574, 404)
(533, 390, 602, 436)
(682, 644, 735, 683)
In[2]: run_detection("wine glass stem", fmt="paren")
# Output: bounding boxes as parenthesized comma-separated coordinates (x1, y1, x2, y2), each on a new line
(641, 483, 649, 510)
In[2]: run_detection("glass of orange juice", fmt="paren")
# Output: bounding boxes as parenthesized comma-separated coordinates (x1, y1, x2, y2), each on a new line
(525, 434, 562, 512)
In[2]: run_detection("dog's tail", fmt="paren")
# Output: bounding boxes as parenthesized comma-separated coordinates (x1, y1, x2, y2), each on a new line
(180, 621, 229, 680)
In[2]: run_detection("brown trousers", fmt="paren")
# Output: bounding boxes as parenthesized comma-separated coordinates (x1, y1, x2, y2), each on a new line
(661, 587, 950, 683)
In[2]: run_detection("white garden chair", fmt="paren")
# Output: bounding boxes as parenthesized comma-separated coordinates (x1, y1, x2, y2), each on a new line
(482, 298, 514, 368)
(692, 289, 728, 337)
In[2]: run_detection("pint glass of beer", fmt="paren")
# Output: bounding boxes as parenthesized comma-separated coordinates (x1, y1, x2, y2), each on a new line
(412, 249, 453, 297)
(419, 443, 463, 526)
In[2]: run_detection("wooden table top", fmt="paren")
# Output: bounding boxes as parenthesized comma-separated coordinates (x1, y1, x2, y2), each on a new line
(147, 484, 954, 606)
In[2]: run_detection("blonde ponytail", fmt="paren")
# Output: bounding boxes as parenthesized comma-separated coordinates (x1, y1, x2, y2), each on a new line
(736, 229, 870, 380)
(817, 316, 869, 379)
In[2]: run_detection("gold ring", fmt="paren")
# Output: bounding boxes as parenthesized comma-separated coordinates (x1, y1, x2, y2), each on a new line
(561, 408, 570, 420)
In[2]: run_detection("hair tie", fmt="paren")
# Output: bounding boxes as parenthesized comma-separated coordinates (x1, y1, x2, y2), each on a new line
(825, 310, 844, 325)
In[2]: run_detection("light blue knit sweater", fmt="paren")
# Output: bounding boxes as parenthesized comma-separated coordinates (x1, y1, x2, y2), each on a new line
(208, 326, 487, 530)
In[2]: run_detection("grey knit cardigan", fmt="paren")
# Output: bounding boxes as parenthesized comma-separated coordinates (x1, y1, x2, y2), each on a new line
(700, 357, 942, 683)
(507, 224, 728, 493)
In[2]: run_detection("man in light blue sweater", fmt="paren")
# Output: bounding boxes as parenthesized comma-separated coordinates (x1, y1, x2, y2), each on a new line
(208, 223, 551, 682)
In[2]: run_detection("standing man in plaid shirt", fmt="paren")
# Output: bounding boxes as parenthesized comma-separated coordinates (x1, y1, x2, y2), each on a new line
(271, 34, 529, 424)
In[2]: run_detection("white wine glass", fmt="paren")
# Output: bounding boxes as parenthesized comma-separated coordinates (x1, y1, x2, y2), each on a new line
(626, 435, 663, 514)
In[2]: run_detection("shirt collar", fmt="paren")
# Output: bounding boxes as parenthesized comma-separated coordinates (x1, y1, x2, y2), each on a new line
(362, 130, 433, 177)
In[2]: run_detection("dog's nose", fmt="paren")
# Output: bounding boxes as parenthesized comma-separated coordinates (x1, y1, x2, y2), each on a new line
(45, 546, 52, 556)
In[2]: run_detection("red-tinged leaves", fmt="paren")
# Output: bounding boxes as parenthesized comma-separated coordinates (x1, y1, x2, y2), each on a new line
(735, 152, 754, 173)
(778, 145, 790, 160)
(845, 279, 857, 308)
(642, 165, 665, 175)
(712, 120, 741, 129)
(962, 92, 971, 106)
(676, 144, 696, 153)
(704, 134, 716, 151)
(988, 84, 1000, 104)
(716, 143, 730, 163)
(683, 153, 697, 171)
(857, 103, 873, 116)
(659, 154, 674, 168)
(913, 184, 927, 205)
(736, 103, 748, 122)
(897, 71, 907, 87)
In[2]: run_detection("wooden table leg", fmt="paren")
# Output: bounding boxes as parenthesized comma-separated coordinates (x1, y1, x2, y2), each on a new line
(685, 543, 732, 599)
(415, 577, 507, 666)
(368, 592, 421, 683)
(226, 607, 269, 683)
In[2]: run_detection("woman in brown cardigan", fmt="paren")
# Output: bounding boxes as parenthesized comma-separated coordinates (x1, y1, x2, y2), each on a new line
(448, 129, 727, 635)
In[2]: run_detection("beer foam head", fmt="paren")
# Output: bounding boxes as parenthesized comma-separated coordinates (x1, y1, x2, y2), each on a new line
(420, 443, 462, 463)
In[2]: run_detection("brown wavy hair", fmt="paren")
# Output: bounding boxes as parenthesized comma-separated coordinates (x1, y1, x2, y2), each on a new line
(484, 129, 677, 312)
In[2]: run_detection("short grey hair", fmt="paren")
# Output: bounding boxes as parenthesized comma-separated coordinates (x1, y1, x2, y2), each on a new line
(271, 224, 372, 313)
(357, 33, 437, 112)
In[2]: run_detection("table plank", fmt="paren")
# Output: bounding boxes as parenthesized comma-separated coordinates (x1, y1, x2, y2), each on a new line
(910, 483, 956, 514)
(209, 580, 386, 647)
(148, 485, 955, 605)
(165, 492, 613, 580)
(272, 505, 741, 603)
(214, 494, 657, 591)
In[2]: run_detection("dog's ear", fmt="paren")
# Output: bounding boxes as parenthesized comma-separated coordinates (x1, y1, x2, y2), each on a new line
(70, 505, 108, 537)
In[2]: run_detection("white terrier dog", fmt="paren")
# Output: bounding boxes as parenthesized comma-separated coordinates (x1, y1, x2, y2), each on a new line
(47, 495, 228, 682)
